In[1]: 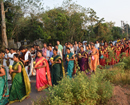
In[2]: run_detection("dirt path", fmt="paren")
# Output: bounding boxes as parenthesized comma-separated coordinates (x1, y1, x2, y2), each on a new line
(108, 85, 130, 105)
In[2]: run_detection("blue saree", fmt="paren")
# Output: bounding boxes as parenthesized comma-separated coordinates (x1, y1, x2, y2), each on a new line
(0, 68, 9, 105)
(65, 53, 74, 78)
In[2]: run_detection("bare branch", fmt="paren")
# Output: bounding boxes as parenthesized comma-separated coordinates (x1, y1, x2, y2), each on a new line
(5, 7, 11, 13)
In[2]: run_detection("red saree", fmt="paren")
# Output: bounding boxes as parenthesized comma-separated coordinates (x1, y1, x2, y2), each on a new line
(35, 57, 52, 91)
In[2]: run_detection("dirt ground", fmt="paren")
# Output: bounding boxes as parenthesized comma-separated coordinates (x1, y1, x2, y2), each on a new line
(108, 85, 130, 105)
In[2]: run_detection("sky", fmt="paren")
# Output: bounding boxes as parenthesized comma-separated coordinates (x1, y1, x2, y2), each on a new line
(43, 0, 130, 27)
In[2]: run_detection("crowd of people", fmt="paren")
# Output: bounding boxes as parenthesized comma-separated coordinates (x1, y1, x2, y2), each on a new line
(0, 38, 130, 104)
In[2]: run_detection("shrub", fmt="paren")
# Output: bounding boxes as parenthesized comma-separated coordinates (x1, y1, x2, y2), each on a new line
(120, 56, 130, 70)
(34, 71, 113, 105)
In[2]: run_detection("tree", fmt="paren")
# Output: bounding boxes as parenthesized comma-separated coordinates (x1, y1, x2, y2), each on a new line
(0, 0, 8, 48)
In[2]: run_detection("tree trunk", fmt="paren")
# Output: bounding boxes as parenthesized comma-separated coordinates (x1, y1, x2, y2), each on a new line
(1, 1, 8, 48)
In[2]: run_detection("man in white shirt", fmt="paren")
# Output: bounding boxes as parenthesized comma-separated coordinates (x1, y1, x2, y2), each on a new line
(70, 43, 74, 54)
(83, 41, 87, 51)
(55, 45, 63, 59)
(74, 41, 78, 54)
(77, 43, 81, 54)
(9, 48, 16, 66)
(30, 46, 36, 76)
(46, 46, 50, 61)
(95, 41, 100, 49)
(3, 48, 11, 80)
(20, 47, 31, 81)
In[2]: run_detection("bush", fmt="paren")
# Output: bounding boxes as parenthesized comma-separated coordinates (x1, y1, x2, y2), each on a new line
(34, 71, 113, 105)
(121, 56, 130, 70)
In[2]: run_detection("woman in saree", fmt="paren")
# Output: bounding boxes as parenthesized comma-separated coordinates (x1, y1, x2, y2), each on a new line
(91, 44, 99, 73)
(34, 50, 52, 91)
(78, 46, 88, 72)
(99, 45, 105, 66)
(9, 54, 31, 104)
(86, 45, 92, 71)
(65, 47, 75, 78)
(0, 65, 9, 105)
(50, 48, 65, 85)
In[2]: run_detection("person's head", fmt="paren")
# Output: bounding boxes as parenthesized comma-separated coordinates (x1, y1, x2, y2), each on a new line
(105, 42, 107, 45)
(34, 45, 36, 49)
(19, 47, 26, 53)
(5, 48, 10, 53)
(43, 43, 47, 48)
(78, 43, 81, 47)
(49, 43, 52, 46)
(57, 41, 60, 45)
(48, 45, 52, 51)
(67, 43, 70, 48)
(55, 45, 58, 50)
(96, 41, 98, 44)
(101, 40, 104, 43)
(116, 42, 118, 46)
(101, 45, 104, 50)
(86, 46, 89, 50)
(84, 42, 87, 45)
(31, 46, 34, 51)
(25, 47, 28, 51)
(65, 42, 67, 46)
(36, 50, 43, 58)
(66, 47, 70, 54)
(37, 45, 40, 49)
(10, 48, 15, 53)
(75, 41, 77, 44)
(91, 44, 95, 49)
(80, 46, 84, 52)
(65, 43, 68, 47)
(13, 54, 19, 62)
(53, 48, 57, 55)
(70, 43, 73, 47)
(110, 42, 113, 46)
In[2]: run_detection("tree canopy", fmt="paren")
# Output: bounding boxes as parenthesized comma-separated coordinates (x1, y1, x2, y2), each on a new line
(0, 0, 129, 45)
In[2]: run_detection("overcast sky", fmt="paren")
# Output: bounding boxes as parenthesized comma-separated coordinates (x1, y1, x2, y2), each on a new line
(43, 0, 130, 27)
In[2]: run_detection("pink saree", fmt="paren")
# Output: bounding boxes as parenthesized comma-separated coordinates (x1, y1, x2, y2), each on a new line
(35, 57, 52, 91)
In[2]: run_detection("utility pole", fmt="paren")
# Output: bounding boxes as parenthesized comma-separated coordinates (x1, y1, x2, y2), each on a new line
(121, 20, 129, 39)
(126, 21, 129, 39)
(121, 21, 124, 36)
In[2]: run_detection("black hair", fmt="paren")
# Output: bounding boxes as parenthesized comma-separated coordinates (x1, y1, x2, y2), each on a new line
(66, 47, 70, 50)
(55, 45, 58, 47)
(91, 44, 95, 46)
(53, 48, 58, 52)
(80, 46, 84, 48)
(49, 43, 52, 46)
(10, 48, 15, 50)
(31, 46, 34, 48)
(48, 45, 52, 48)
(37, 50, 42, 54)
(109, 42, 113, 45)
(19, 46, 25, 51)
(5, 48, 10, 51)
(14, 54, 20, 60)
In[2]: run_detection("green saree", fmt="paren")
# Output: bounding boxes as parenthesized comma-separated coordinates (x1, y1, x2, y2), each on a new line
(0, 68, 9, 105)
(9, 61, 31, 104)
(51, 55, 65, 85)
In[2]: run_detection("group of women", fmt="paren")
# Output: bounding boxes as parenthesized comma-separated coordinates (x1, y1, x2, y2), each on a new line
(0, 54, 31, 105)
(0, 39, 130, 105)
(64, 39, 130, 77)
(0, 48, 65, 105)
